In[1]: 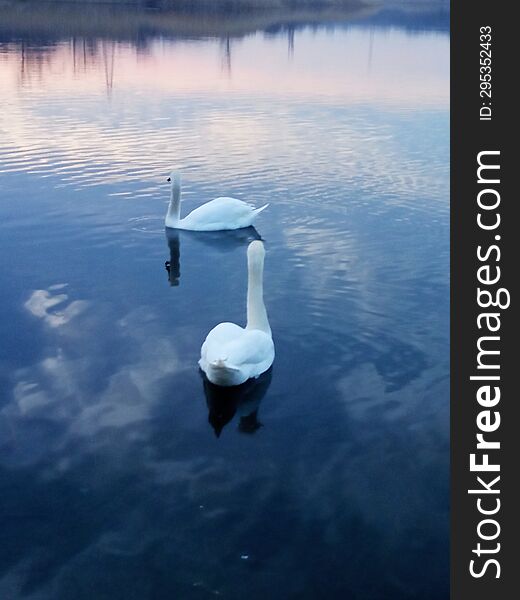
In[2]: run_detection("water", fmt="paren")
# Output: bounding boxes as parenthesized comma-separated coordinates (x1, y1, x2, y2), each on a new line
(0, 2, 449, 598)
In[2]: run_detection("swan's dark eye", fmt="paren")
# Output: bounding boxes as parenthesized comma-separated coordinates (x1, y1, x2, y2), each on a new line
(167, 177, 171, 182)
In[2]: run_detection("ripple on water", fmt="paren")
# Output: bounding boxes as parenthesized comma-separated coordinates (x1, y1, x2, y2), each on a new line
(128, 216, 165, 234)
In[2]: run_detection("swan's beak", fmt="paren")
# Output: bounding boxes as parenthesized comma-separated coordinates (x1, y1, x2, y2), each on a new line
(166, 177, 171, 182)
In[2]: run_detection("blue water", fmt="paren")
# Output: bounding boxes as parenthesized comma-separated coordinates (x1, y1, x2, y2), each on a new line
(0, 3, 449, 598)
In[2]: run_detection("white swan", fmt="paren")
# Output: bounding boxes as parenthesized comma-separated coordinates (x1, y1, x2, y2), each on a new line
(165, 172, 269, 231)
(199, 240, 274, 387)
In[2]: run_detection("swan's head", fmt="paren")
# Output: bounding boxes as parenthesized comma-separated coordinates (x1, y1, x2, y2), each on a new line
(166, 171, 181, 185)
(247, 240, 265, 267)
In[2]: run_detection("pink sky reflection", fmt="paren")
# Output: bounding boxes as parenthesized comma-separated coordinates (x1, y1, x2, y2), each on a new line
(0, 28, 448, 109)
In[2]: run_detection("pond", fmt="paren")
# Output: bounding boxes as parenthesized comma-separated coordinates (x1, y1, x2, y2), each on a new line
(0, 2, 449, 598)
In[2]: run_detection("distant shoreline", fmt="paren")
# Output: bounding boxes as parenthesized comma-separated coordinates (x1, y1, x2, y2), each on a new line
(0, 0, 371, 8)
(0, 0, 449, 13)
(0, 1, 449, 42)
(0, 0, 377, 40)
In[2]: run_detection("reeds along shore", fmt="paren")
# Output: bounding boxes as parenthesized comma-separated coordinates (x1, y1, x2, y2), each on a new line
(1, 0, 370, 7)
(0, 0, 373, 10)
(0, 0, 378, 40)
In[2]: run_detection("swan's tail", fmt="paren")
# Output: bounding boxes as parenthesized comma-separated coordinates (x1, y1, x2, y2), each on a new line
(209, 358, 241, 373)
(253, 203, 269, 216)
(211, 358, 234, 369)
(201, 357, 243, 386)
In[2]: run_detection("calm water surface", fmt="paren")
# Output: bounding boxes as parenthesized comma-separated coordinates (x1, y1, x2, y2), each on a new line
(0, 3, 449, 599)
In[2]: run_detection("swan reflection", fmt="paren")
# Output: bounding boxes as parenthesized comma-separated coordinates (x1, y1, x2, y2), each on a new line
(165, 230, 181, 286)
(201, 368, 272, 437)
(164, 226, 261, 287)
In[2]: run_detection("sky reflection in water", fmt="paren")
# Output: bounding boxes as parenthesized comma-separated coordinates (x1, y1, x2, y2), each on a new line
(0, 4, 449, 599)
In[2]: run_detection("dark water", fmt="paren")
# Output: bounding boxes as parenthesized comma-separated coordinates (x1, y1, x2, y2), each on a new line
(0, 2, 449, 598)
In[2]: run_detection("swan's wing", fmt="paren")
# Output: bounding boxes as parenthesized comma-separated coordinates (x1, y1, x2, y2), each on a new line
(180, 197, 258, 231)
(222, 329, 274, 370)
(212, 197, 255, 210)
(201, 322, 243, 348)
(212, 198, 269, 218)
(200, 323, 242, 365)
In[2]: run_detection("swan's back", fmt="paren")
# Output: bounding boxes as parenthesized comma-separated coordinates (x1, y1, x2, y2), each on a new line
(180, 197, 265, 231)
(199, 322, 274, 386)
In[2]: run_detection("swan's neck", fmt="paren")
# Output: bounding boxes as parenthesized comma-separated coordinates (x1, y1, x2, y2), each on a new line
(246, 257, 271, 335)
(167, 180, 181, 224)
